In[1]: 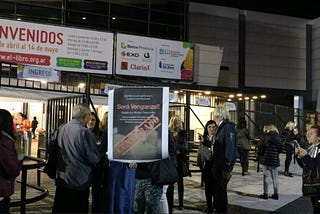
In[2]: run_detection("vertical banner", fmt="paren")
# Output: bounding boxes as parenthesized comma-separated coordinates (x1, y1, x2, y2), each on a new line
(108, 87, 169, 162)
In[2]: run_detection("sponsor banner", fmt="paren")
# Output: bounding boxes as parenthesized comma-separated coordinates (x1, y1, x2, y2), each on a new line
(17, 65, 61, 83)
(108, 87, 169, 162)
(116, 33, 194, 81)
(0, 18, 113, 74)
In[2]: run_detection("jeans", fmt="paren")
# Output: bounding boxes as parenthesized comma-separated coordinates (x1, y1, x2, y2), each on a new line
(262, 165, 279, 195)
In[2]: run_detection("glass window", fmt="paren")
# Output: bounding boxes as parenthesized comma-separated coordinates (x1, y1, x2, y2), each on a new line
(110, 17, 148, 35)
(16, 3, 62, 24)
(0, 1, 15, 18)
(110, 3, 148, 21)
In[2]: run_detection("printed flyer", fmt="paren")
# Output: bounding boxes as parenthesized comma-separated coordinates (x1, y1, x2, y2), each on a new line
(108, 87, 169, 162)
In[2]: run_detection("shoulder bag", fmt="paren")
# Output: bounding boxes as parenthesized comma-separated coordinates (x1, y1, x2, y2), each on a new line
(151, 158, 179, 185)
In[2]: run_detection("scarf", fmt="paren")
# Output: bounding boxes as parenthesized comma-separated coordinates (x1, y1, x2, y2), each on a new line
(308, 143, 320, 158)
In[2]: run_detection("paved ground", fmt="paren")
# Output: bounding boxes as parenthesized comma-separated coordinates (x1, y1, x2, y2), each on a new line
(9, 139, 314, 213)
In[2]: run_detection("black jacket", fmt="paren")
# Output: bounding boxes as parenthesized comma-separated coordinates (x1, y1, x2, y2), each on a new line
(260, 131, 282, 167)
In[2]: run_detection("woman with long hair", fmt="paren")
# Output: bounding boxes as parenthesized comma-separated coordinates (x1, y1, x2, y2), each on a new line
(0, 109, 22, 213)
(166, 115, 188, 213)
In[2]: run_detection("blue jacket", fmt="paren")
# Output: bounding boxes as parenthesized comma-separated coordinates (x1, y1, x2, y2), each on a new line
(214, 119, 238, 173)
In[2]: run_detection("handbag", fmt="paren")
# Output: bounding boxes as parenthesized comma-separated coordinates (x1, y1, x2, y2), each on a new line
(302, 167, 320, 197)
(151, 158, 179, 185)
(181, 160, 190, 177)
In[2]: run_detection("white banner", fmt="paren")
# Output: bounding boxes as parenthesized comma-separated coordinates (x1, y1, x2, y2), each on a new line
(17, 65, 61, 83)
(116, 33, 194, 81)
(0, 18, 113, 74)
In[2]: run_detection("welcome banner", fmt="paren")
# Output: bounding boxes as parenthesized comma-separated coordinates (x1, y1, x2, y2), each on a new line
(0, 18, 113, 74)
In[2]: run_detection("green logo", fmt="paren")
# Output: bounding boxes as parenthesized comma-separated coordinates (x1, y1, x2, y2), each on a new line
(121, 42, 126, 49)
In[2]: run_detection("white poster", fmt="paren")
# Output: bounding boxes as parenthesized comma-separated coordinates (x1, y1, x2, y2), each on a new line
(116, 33, 194, 81)
(0, 18, 114, 74)
(108, 87, 169, 163)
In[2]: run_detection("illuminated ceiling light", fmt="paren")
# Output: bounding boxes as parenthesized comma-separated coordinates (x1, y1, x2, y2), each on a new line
(173, 90, 179, 94)
(17, 18, 21, 21)
(251, 99, 254, 101)
(228, 94, 234, 98)
(252, 96, 258, 99)
(41, 81, 47, 84)
(244, 97, 250, 100)
(82, 16, 86, 20)
(205, 91, 211, 95)
(261, 95, 267, 99)
(180, 90, 183, 93)
(238, 97, 243, 100)
(237, 93, 243, 97)
(227, 98, 232, 101)
(78, 83, 85, 88)
(198, 93, 202, 96)
(112, 17, 116, 20)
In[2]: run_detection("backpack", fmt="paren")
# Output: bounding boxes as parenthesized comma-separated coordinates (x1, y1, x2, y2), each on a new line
(43, 125, 63, 179)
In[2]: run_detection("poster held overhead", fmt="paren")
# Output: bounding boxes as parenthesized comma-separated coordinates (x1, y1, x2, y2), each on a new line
(108, 87, 169, 163)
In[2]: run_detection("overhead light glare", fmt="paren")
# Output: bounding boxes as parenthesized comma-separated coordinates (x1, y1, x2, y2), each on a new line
(261, 95, 267, 99)
(78, 83, 85, 88)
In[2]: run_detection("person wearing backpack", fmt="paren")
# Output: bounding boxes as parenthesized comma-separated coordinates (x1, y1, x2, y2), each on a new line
(52, 104, 101, 213)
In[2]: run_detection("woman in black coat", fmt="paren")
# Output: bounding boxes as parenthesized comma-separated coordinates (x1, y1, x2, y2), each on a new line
(259, 124, 282, 200)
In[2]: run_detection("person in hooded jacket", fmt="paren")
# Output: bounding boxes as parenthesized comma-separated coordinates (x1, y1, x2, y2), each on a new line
(259, 124, 283, 200)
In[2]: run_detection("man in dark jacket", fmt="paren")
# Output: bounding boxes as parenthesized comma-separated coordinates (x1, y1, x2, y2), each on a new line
(212, 106, 238, 213)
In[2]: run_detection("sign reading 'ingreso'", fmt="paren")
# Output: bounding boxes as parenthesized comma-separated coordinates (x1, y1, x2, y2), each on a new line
(0, 18, 113, 74)
(116, 33, 194, 81)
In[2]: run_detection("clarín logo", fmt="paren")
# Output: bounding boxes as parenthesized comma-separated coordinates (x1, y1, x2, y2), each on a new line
(121, 42, 127, 49)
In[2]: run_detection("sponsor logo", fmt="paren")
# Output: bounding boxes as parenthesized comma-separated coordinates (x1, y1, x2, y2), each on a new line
(121, 51, 139, 58)
(159, 49, 170, 55)
(130, 64, 150, 71)
(121, 42, 127, 49)
(159, 61, 174, 70)
(144, 53, 150, 58)
(121, 61, 128, 70)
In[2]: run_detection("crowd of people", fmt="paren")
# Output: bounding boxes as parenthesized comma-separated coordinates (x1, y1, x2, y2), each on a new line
(3, 104, 320, 214)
